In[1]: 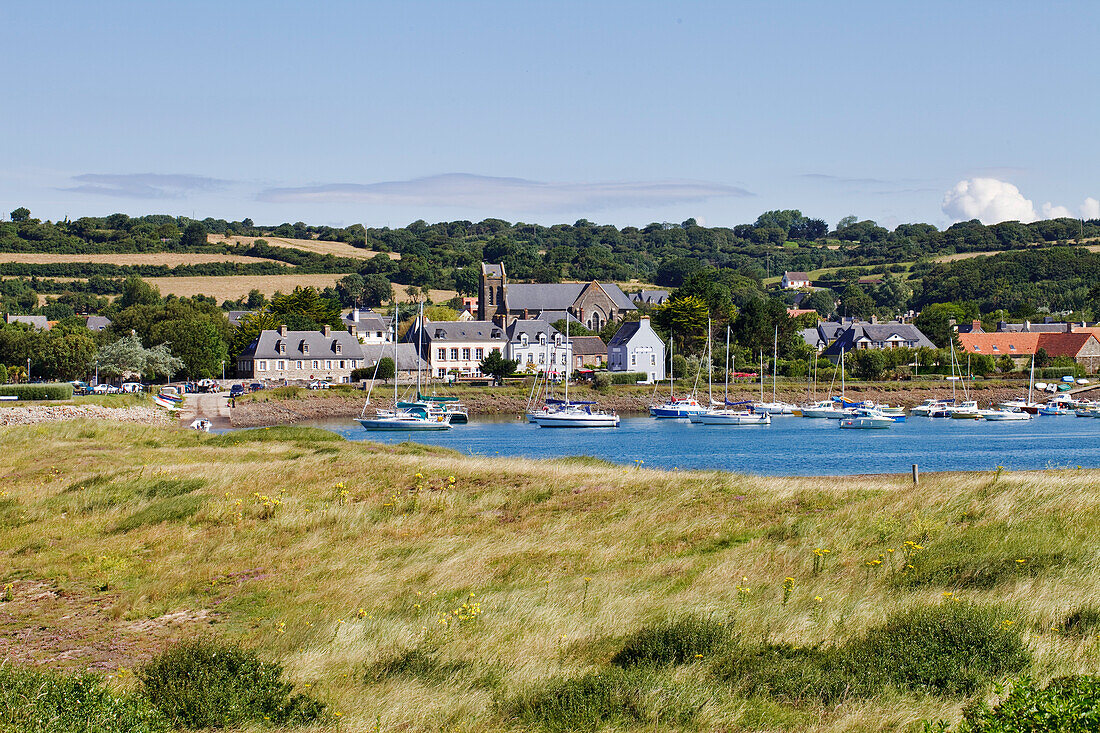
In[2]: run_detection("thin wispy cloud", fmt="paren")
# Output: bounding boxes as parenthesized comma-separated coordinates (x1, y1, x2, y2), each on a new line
(257, 173, 751, 212)
(61, 173, 230, 199)
(800, 173, 894, 186)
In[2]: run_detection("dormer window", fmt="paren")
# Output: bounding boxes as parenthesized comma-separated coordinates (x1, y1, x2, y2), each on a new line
(277, 340, 286, 354)
(334, 341, 342, 354)
(521, 334, 528, 346)
(539, 333, 546, 345)
(299, 339, 309, 355)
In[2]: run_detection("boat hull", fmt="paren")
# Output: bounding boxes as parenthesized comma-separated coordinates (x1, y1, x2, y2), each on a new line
(691, 412, 771, 425)
(839, 417, 892, 429)
(533, 414, 620, 428)
(357, 416, 452, 431)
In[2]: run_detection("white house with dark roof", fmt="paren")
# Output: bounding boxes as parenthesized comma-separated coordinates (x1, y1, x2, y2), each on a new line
(237, 324, 365, 382)
(505, 319, 572, 375)
(404, 317, 507, 379)
(607, 316, 665, 383)
(342, 308, 390, 344)
(781, 271, 812, 289)
(811, 319, 935, 362)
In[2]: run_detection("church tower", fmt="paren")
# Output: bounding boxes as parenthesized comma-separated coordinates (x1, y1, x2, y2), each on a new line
(478, 262, 508, 324)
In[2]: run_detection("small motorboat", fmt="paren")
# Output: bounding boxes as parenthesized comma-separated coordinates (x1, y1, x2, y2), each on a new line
(189, 418, 212, 432)
(839, 414, 893, 429)
(689, 409, 771, 426)
(532, 403, 620, 427)
(982, 409, 1031, 421)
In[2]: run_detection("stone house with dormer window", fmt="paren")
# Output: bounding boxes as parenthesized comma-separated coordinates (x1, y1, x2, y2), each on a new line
(237, 324, 365, 383)
(403, 317, 508, 379)
(505, 319, 573, 376)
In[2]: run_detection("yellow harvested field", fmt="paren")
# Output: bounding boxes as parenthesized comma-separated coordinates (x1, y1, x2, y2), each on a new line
(143, 274, 454, 303)
(207, 234, 400, 260)
(0, 252, 281, 266)
(144, 274, 347, 301)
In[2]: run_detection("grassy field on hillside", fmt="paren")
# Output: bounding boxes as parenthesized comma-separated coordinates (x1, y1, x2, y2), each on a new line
(2, 422, 1099, 731)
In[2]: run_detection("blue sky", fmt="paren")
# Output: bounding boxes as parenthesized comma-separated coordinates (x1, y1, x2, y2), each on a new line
(4, 1, 1098, 229)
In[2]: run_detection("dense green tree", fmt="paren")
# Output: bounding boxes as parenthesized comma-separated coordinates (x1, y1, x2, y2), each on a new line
(479, 349, 518, 384)
(839, 284, 875, 319)
(150, 319, 228, 378)
(38, 330, 98, 380)
(802, 288, 836, 317)
(362, 274, 393, 307)
(914, 302, 977, 348)
(10, 207, 30, 222)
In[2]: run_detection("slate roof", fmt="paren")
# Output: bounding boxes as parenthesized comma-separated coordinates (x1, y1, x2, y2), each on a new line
(481, 263, 504, 277)
(784, 271, 811, 281)
(86, 315, 112, 332)
(505, 319, 560, 342)
(361, 343, 426, 372)
(821, 322, 935, 357)
(342, 308, 389, 332)
(532, 310, 581, 326)
(419, 320, 506, 342)
(240, 328, 364, 360)
(228, 310, 253, 326)
(607, 321, 642, 348)
(570, 336, 607, 355)
(506, 282, 636, 312)
(5, 314, 49, 330)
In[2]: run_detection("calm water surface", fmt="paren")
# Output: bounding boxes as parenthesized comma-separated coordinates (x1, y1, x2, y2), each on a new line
(292, 413, 1100, 476)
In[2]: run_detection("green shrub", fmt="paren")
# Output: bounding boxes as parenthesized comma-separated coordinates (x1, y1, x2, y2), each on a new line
(268, 386, 302, 400)
(609, 371, 648, 384)
(112, 493, 207, 533)
(712, 603, 1028, 703)
(0, 664, 168, 733)
(1058, 605, 1100, 636)
(503, 668, 701, 732)
(0, 383, 73, 400)
(930, 675, 1100, 732)
(611, 615, 734, 667)
(591, 372, 612, 390)
(137, 640, 325, 729)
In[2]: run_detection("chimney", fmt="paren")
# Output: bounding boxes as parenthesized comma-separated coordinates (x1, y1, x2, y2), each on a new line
(322, 324, 331, 337)
(870, 314, 878, 324)
(278, 324, 287, 336)
(972, 319, 982, 332)
(351, 307, 360, 323)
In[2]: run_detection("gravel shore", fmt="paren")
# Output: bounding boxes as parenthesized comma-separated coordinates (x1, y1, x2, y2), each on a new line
(230, 382, 1045, 427)
(0, 404, 172, 427)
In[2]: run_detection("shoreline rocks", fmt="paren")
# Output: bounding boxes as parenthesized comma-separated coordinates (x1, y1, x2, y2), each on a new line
(0, 404, 172, 427)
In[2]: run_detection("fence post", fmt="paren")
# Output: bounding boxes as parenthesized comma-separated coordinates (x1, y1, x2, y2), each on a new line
(912, 463, 919, 485)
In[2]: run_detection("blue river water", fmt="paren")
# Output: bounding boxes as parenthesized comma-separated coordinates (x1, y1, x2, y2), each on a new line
(292, 413, 1100, 476)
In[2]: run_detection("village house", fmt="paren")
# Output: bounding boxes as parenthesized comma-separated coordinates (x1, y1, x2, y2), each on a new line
(630, 289, 670, 306)
(781, 271, 812, 289)
(236, 324, 365, 383)
(478, 262, 636, 332)
(404, 317, 507, 379)
(342, 308, 390, 344)
(803, 318, 935, 362)
(607, 316, 666, 383)
(5, 314, 50, 330)
(505, 319, 572, 375)
(959, 331, 1100, 372)
(570, 335, 607, 369)
(359, 343, 427, 382)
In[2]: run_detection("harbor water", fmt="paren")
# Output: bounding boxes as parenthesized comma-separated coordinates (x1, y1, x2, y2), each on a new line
(292, 413, 1100, 476)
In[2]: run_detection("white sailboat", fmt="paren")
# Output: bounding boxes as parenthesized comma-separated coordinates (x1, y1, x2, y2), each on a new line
(650, 334, 707, 417)
(690, 323, 771, 425)
(358, 303, 452, 431)
(532, 318, 620, 427)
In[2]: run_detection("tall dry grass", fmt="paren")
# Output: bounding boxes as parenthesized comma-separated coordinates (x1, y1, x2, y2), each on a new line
(1, 420, 1099, 731)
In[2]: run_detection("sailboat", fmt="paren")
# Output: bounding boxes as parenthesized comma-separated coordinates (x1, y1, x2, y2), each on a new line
(532, 318, 620, 427)
(997, 356, 1041, 414)
(754, 327, 797, 414)
(358, 304, 452, 431)
(800, 350, 853, 418)
(690, 324, 770, 425)
(649, 334, 706, 417)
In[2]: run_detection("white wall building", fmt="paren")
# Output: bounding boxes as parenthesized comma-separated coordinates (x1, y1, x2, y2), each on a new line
(505, 319, 572, 377)
(607, 316, 666, 383)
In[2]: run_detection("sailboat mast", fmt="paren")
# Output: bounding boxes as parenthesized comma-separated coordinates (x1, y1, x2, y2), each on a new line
(416, 301, 423, 396)
(772, 325, 778, 402)
(1028, 355, 1035, 404)
(759, 351, 764, 402)
(724, 325, 730, 403)
(841, 347, 845, 397)
(707, 317, 713, 405)
(393, 304, 399, 406)
(564, 317, 569, 405)
(670, 336, 674, 399)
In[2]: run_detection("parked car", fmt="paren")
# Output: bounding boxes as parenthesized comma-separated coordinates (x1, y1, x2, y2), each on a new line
(70, 380, 90, 395)
(120, 382, 144, 393)
(308, 381, 331, 390)
(249, 383, 265, 392)
(229, 384, 245, 397)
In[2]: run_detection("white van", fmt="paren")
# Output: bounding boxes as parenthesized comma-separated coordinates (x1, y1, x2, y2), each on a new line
(120, 382, 144, 393)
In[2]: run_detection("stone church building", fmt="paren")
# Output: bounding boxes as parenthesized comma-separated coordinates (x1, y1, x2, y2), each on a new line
(478, 262, 636, 331)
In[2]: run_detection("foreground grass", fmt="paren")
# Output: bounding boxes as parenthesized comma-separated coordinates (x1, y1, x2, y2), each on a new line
(1, 421, 1099, 731)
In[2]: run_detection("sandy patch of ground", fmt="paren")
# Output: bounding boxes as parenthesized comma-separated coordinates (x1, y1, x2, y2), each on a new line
(207, 234, 399, 260)
(0, 253, 282, 265)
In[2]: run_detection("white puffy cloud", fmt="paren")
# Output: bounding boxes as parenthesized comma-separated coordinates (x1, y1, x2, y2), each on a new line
(1041, 202, 1074, 219)
(1082, 197, 1100, 220)
(941, 178, 1037, 224)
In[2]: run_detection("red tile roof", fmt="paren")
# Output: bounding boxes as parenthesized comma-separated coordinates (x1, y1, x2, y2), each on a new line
(1036, 332, 1099, 358)
(958, 333, 1040, 355)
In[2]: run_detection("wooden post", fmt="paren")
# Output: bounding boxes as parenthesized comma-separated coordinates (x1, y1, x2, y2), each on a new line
(912, 464, 919, 485)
